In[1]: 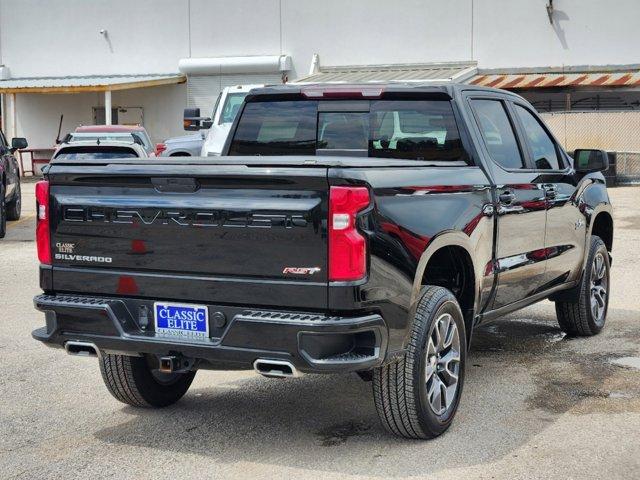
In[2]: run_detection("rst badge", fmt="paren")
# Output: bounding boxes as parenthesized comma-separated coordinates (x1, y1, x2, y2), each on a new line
(282, 267, 322, 275)
(154, 302, 209, 341)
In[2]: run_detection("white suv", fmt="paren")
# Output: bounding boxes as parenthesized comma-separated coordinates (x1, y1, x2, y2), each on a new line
(201, 84, 263, 156)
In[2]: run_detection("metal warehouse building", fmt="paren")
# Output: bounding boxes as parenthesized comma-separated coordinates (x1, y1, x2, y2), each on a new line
(0, 0, 639, 182)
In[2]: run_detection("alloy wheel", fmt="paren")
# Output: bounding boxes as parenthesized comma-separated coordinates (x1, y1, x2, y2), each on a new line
(590, 252, 608, 326)
(425, 312, 461, 415)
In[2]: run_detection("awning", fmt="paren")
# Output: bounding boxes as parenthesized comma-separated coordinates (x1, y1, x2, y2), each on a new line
(294, 61, 477, 84)
(469, 65, 640, 90)
(0, 73, 186, 94)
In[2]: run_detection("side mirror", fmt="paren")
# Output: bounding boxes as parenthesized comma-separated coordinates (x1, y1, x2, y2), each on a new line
(11, 137, 28, 151)
(184, 107, 201, 131)
(573, 149, 609, 173)
(183, 108, 211, 131)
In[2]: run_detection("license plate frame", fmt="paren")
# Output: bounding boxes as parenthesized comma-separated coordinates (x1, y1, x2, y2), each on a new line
(153, 302, 210, 341)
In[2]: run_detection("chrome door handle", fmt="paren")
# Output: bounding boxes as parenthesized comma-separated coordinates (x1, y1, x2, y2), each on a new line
(498, 191, 515, 204)
(497, 204, 524, 215)
(544, 185, 557, 199)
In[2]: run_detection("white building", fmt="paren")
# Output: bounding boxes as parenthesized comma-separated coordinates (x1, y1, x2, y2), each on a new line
(1, 0, 639, 179)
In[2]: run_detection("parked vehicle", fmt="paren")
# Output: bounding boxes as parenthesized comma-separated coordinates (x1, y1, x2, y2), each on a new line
(0, 131, 27, 238)
(182, 84, 262, 157)
(158, 132, 205, 157)
(32, 83, 613, 439)
(74, 125, 155, 156)
(52, 139, 148, 160)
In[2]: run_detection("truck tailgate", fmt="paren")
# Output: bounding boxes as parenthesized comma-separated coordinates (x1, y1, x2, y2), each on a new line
(47, 163, 328, 309)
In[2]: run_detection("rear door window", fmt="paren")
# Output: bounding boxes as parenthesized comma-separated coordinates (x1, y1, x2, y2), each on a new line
(471, 99, 525, 170)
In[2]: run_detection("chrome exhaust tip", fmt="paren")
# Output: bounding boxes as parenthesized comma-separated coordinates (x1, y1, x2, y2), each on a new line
(64, 341, 99, 358)
(253, 359, 300, 378)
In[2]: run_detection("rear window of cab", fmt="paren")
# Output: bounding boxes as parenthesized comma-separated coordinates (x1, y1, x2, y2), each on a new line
(54, 146, 140, 159)
(228, 99, 468, 162)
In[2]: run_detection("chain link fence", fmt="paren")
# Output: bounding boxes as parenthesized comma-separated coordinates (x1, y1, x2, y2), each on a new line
(540, 111, 640, 184)
(615, 152, 640, 184)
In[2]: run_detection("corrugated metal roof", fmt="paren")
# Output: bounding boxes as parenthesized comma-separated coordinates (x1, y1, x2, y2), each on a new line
(0, 73, 186, 93)
(294, 62, 477, 84)
(469, 66, 640, 90)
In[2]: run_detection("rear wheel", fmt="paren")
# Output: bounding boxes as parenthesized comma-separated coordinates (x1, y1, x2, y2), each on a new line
(99, 353, 196, 407)
(6, 180, 21, 221)
(372, 286, 466, 439)
(555, 236, 610, 336)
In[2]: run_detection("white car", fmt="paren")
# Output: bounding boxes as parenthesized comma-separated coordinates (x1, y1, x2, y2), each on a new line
(200, 84, 263, 156)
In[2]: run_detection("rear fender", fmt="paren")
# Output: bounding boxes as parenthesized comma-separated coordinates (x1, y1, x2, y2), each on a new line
(407, 231, 481, 345)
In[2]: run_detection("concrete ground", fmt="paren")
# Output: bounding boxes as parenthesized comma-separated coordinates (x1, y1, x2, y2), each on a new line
(1, 180, 639, 480)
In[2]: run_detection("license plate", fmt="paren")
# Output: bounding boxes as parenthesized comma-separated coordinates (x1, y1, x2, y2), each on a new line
(154, 302, 209, 341)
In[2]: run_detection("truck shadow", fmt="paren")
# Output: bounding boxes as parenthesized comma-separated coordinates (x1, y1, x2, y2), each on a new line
(93, 306, 640, 476)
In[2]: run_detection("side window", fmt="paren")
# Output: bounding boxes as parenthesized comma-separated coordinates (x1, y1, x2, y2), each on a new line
(0, 131, 7, 148)
(210, 92, 222, 122)
(471, 99, 524, 170)
(220, 93, 248, 124)
(514, 104, 562, 170)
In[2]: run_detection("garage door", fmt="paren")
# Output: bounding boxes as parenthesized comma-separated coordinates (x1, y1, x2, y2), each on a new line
(187, 73, 285, 116)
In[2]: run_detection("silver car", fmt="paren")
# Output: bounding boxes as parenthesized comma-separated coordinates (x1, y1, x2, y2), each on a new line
(159, 132, 205, 157)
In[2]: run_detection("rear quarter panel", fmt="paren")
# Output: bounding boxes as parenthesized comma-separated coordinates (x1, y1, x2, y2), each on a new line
(328, 165, 494, 353)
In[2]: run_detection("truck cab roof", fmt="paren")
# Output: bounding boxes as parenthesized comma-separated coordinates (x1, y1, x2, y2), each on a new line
(246, 82, 526, 102)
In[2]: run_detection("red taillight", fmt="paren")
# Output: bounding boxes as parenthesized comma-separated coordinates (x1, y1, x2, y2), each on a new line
(35, 180, 51, 265)
(155, 142, 166, 156)
(328, 186, 370, 281)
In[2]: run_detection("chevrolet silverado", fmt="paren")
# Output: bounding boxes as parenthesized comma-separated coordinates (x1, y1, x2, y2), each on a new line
(32, 83, 613, 439)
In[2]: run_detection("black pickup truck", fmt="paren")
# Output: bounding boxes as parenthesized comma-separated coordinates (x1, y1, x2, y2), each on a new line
(33, 83, 613, 439)
(0, 131, 27, 237)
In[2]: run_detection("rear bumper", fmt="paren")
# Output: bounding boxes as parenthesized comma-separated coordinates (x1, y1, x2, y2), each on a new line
(32, 294, 388, 374)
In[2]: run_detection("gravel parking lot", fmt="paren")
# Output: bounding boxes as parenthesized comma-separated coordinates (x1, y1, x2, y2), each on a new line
(1, 180, 639, 480)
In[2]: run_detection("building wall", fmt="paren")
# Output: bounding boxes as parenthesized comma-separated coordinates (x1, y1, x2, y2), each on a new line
(280, 0, 474, 79)
(0, 0, 189, 77)
(4, 84, 185, 148)
(12, 93, 96, 148)
(2, 0, 639, 78)
(473, 0, 640, 68)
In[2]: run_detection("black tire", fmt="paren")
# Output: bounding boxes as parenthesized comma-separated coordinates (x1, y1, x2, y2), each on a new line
(555, 236, 610, 336)
(0, 183, 6, 239)
(99, 353, 196, 408)
(6, 180, 21, 221)
(373, 286, 466, 439)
